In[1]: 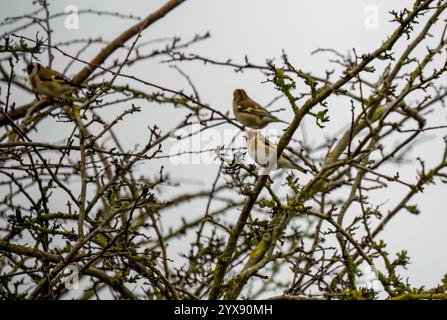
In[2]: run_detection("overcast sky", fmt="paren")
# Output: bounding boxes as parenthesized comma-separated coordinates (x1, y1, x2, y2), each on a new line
(1, 0, 446, 297)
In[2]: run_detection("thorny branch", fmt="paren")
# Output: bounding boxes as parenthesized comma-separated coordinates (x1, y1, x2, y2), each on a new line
(0, 0, 447, 300)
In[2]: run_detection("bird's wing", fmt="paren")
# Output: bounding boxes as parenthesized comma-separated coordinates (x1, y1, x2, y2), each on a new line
(237, 99, 276, 118)
(38, 67, 68, 83)
(50, 74, 71, 84)
(257, 134, 277, 156)
(261, 135, 277, 149)
(39, 67, 81, 88)
(256, 133, 307, 172)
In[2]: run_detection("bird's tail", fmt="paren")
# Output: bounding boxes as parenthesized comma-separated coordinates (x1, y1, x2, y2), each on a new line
(276, 118, 290, 125)
(291, 162, 307, 173)
(69, 81, 86, 90)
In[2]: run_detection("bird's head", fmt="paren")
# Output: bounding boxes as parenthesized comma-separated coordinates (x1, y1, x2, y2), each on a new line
(26, 62, 40, 76)
(233, 89, 248, 102)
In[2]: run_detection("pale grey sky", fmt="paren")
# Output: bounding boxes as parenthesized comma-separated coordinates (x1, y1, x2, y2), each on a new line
(1, 0, 446, 297)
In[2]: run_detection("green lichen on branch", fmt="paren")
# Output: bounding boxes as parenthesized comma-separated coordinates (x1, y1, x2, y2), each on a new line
(0, 36, 41, 56)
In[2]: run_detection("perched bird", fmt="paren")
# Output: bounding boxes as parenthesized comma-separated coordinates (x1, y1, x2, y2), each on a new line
(244, 129, 307, 173)
(233, 89, 288, 129)
(26, 62, 82, 98)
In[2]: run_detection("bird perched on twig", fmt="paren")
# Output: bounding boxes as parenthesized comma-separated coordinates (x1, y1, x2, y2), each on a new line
(233, 89, 288, 129)
(244, 129, 307, 173)
(26, 62, 83, 98)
